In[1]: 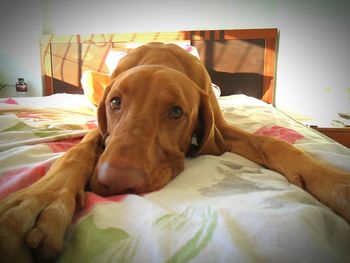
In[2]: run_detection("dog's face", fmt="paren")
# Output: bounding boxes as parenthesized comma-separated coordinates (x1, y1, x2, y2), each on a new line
(89, 65, 203, 196)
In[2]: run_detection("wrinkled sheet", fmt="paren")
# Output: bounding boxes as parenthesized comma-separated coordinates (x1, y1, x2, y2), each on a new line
(0, 94, 349, 263)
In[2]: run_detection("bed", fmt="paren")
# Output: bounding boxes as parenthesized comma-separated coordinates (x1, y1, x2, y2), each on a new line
(1, 29, 350, 262)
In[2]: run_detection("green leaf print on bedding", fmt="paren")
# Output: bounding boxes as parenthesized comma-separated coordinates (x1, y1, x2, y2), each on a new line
(3, 121, 61, 138)
(33, 129, 63, 138)
(59, 215, 129, 263)
(3, 121, 31, 132)
(33, 124, 87, 138)
(156, 204, 218, 263)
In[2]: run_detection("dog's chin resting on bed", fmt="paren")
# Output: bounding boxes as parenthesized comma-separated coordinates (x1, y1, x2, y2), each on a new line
(1, 42, 350, 262)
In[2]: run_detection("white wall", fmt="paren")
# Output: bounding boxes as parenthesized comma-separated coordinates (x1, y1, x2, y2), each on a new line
(0, 0, 43, 97)
(1, 0, 349, 124)
(276, 1, 350, 125)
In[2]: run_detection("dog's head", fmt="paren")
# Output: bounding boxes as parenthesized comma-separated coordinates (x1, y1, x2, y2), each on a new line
(89, 46, 227, 196)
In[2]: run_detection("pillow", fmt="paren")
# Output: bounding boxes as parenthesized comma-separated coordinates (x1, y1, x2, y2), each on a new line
(81, 71, 110, 106)
(104, 51, 127, 74)
(212, 83, 221, 98)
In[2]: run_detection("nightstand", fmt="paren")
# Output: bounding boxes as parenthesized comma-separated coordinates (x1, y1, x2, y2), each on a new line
(312, 127, 350, 148)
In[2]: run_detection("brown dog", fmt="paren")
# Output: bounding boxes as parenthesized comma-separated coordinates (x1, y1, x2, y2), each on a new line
(0, 43, 349, 262)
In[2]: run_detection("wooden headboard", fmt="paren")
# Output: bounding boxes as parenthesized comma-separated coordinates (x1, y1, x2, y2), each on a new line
(41, 28, 278, 104)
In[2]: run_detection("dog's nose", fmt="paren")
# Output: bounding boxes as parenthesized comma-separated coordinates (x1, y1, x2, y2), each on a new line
(96, 162, 145, 196)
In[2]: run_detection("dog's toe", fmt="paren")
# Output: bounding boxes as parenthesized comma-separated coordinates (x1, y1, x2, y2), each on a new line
(30, 200, 75, 261)
(0, 189, 76, 262)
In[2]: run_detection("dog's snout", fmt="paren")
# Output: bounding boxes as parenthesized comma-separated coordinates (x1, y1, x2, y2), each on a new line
(96, 162, 145, 196)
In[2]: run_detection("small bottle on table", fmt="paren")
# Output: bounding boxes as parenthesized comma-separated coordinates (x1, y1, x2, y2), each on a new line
(15, 78, 28, 97)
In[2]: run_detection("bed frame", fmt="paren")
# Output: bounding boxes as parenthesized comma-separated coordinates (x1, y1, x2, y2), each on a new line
(40, 28, 278, 104)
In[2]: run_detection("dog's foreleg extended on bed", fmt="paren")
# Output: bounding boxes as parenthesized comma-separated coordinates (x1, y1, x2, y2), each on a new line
(219, 124, 350, 223)
(196, 89, 350, 225)
(0, 129, 102, 262)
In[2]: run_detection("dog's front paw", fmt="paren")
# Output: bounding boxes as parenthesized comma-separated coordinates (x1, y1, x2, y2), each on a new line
(298, 165, 350, 224)
(0, 183, 79, 262)
(322, 171, 350, 223)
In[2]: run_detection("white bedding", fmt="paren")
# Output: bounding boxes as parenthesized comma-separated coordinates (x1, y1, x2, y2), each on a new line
(0, 94, 349, 262)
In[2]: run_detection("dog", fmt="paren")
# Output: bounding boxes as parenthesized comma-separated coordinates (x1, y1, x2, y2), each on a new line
(0, 43, 349, 262)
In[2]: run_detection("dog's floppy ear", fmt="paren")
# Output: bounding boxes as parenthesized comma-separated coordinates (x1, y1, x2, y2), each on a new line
(191, 90, 227, 156)
(97, 80, 114, 138)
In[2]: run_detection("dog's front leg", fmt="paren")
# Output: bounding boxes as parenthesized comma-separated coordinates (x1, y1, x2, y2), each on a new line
(221, 124, 350, 224)
(0, 129, 102, 263)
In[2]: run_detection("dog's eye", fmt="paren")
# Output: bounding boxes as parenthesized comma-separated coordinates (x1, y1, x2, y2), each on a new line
(110, 97, 122, 111)
(168, 106, 183, 119)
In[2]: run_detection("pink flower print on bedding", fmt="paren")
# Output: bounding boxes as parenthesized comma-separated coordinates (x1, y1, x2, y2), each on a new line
(254, 125, 304, 144)
(0, 98, 18, 105)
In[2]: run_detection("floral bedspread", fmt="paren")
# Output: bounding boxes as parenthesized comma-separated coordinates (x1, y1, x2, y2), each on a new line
(0, 94, 349, 263)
